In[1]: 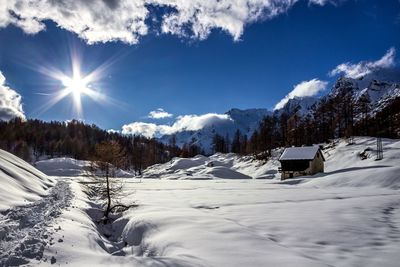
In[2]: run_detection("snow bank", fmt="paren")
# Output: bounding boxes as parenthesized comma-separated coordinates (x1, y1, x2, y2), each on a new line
(302, 137, 400, 189)
(0, 149, 55, 211)
(142, 153, 277, 180)
(36, 157, 134, 178)
(169, 155, 208, 170)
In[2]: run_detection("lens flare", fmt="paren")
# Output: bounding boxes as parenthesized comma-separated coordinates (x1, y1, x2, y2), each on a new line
(30, 44, 128, 119)
(34, 56, 110, 118)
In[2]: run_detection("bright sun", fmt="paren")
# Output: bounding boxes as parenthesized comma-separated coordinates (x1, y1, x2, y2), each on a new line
(61, 73, 90, 101)
(36, 56, 111, 118)
(56, 67, 100, 117)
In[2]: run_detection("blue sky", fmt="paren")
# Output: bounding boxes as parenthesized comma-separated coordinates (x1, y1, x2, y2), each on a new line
(0, 0, 399, 134)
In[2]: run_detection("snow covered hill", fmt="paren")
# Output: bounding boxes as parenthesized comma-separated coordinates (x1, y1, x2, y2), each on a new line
(142, 153, 280, 180)
(144, 136, 400, 187)
(0, 149, 55, 210)
(1, 137, 400, 266)
(295, 137, 400, 189)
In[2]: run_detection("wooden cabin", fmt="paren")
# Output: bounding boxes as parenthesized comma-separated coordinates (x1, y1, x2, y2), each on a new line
(278, 146, 325, 180)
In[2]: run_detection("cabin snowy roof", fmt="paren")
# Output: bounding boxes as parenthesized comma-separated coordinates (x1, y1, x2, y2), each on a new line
(279, 146, 323, 161)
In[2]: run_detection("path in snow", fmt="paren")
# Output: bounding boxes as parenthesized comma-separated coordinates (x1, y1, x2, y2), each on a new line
(0, 181, 73, 266)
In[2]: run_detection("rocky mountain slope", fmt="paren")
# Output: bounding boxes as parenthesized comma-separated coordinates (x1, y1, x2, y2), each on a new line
(159, 69, 400, 153)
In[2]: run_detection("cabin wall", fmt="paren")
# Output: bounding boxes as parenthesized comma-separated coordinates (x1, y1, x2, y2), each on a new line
(280, 155, 324, 180)
(310, 155, 324, 174)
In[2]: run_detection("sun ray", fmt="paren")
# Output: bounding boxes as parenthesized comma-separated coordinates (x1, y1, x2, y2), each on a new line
(29, 45, 131, 119)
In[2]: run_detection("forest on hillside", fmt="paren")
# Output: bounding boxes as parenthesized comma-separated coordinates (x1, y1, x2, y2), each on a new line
(213, 94, 400, 159)
(1, 93, 399, 171)
(0, 119, 185, 174)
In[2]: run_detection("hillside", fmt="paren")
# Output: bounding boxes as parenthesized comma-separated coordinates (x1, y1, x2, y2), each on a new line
(143, 136, 400, 188)
(0, 149, 54, 210)
(158, 69, 400, 154)
(330, 68, 400, 115)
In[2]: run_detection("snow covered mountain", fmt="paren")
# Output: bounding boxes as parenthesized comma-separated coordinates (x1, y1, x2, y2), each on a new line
(159, 69, 400, 153)
(273, 96, 318, 117)
(330, 68, 400, 113)
(160, 108, 271, 154)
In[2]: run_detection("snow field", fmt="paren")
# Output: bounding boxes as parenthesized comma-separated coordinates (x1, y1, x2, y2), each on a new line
(1, 136, 400, 266)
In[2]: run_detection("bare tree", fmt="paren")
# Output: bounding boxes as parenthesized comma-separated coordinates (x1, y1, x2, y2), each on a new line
(92, 140, 127, 218)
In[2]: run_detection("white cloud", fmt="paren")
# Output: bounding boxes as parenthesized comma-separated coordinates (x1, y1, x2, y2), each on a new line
(122, 113, 232, 137)
(308, 0, 330, 5)
(0, 0, 334, 44)
(274, 79, 328, 110)
(122, 122, 161, 138)
(107, 129, 120, 134)
(0, 71, 26, 121)
(157, 0, 298, 41)
(330, 47, 396, 79)
(148, 108, 173, 119)
(0, 0, 149, 44)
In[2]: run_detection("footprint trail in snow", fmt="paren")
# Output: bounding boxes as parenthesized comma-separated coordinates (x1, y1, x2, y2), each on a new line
(0, 181, 73, 266)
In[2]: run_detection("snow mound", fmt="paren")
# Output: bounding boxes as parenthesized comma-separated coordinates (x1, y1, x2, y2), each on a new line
(0, 149, 55, 211)
(144, 137, 400, 188)
(169, 155, 208, 170)
(199, 166, 251, 179)
(36, 157, 134, 178)
(142, 153, 277, 179)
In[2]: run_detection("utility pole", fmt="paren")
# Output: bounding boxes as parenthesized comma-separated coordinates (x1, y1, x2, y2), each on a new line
(376, 137, 383, 160)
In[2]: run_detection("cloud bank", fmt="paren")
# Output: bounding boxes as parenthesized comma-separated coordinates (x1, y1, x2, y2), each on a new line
(330, 47, 396, 79)
(122, 113, 232, 138)
(274, 79, 328, 110)
(0, 71, 26, 121)
(148, 108, 173, 119)
(0, 0, 334, 44)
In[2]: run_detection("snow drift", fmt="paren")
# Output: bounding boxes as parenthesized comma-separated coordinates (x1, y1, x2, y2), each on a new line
(36, 157, 134, 178)
(142, 153, 279, 180)
(0, 149, 54, 211)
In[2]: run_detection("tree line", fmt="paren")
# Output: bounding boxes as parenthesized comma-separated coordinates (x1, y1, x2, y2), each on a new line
(212, 94, 400, 159)
(0, 118, 189, 174)
(1, 93, 399, 169)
